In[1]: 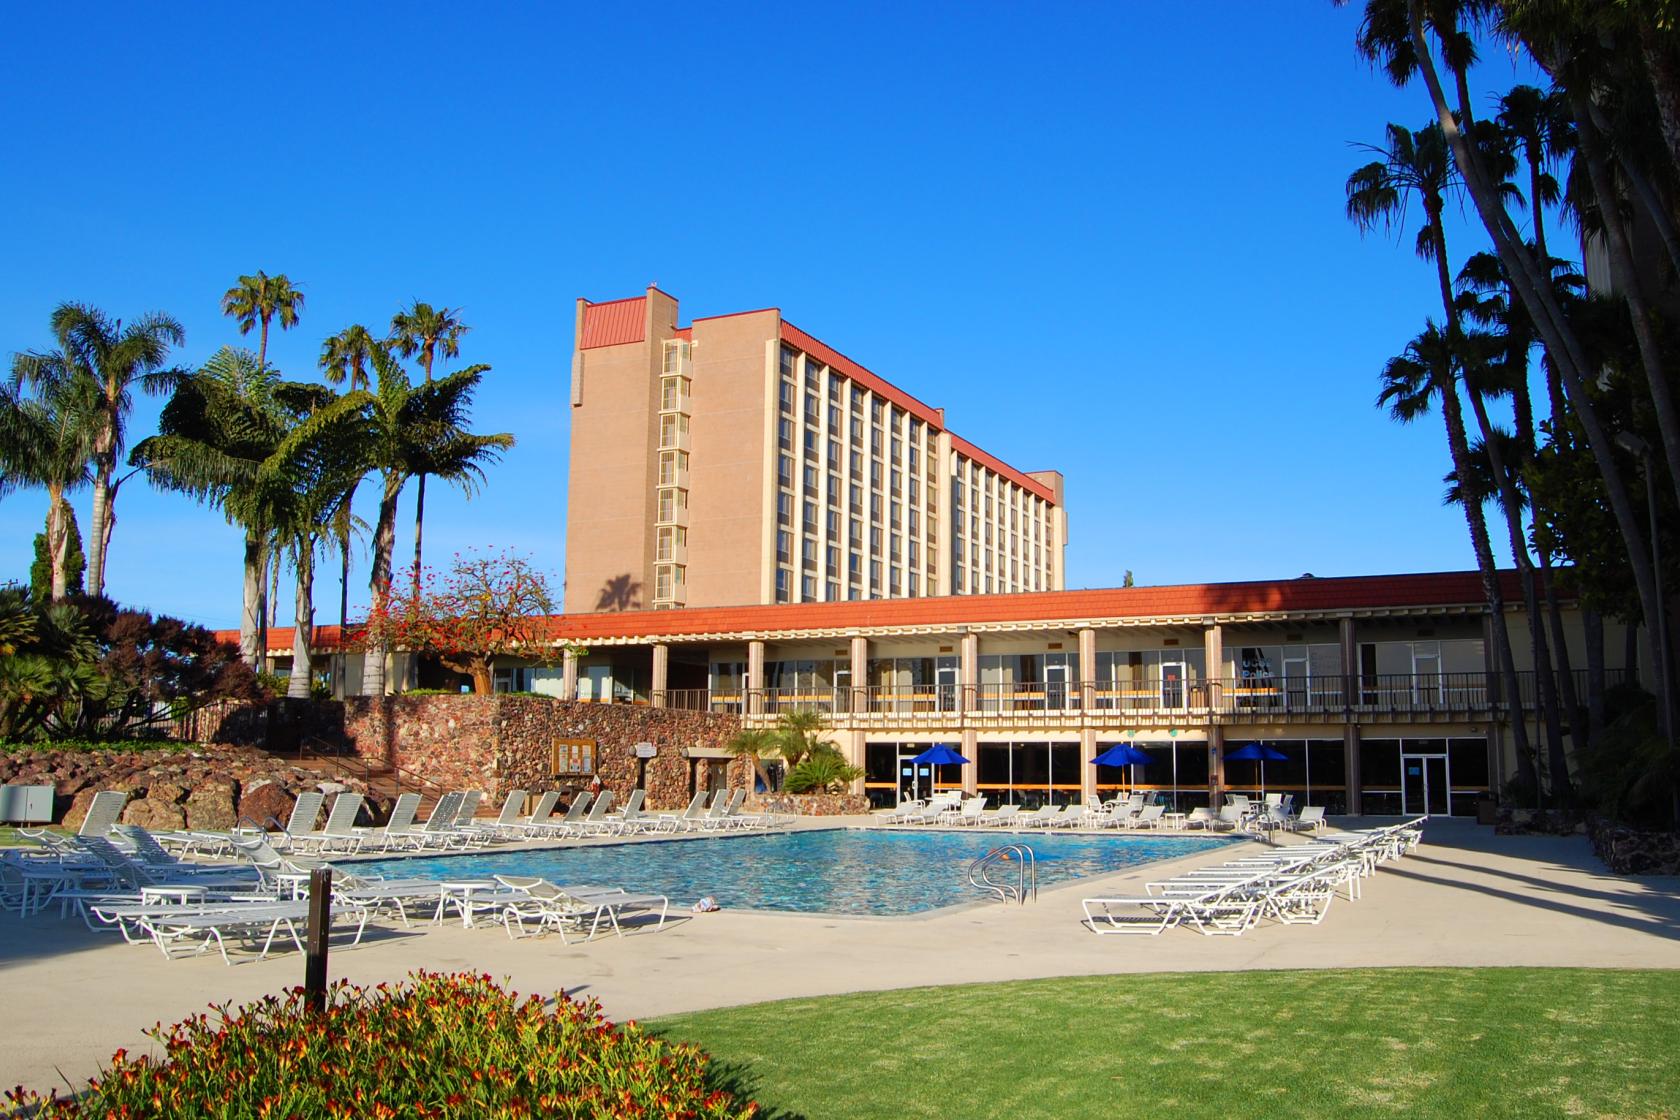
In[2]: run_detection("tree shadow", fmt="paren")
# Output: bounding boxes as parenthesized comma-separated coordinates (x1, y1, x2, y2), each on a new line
(596, 575, 642, 612)
(697, 1054, 808, 1120)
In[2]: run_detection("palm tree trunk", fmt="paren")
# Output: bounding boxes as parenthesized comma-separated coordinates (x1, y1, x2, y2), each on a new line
(268, 547, 282, 629)
(1585, 608, 1607, 742)
(360, 472, 403, 697)
(256, 538, 269, 675)
(241, 530, 263, 669)
(1638, 29, 1680, 185)
(1570, 91, 1680, 507)
(1406, 3, 1670, 744)
(257, 318, 270, 371)
(412, 473, 427, 595)
(288, 541, 314, 699)
(87, 463, 110, 598)
(46, 487, 68, 602)
(339, 532, 351, 633)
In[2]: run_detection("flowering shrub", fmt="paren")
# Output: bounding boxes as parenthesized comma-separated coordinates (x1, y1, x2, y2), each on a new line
(5, 972, 757, 1119)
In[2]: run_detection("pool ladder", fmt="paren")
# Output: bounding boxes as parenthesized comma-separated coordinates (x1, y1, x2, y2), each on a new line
(968, 844, 1037, 905)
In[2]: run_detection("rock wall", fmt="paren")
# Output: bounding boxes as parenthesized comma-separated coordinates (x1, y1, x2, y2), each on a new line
(1587, 816, 1680, 875)
(750, 792, 872, 817)
(337, 695, 748, 811)
(0, 745, 382, 829)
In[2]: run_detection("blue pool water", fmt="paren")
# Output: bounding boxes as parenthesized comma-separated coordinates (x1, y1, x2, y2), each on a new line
(352, 829, 1235, 917)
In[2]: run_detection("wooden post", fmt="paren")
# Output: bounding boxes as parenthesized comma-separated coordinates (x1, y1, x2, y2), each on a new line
(304, 867, 332, 1014)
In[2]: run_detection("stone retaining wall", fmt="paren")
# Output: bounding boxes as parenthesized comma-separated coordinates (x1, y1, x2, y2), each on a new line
(1587, 816, 1680, 875)
(338, 695, 749, 811)
(0, 745, 379, 829)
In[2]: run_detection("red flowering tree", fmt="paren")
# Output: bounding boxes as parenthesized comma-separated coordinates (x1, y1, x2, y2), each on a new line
(363, 549, 578, 694)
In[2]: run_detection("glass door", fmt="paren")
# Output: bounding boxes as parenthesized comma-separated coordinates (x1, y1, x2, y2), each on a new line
(1401, 754, 1449, 816)
(897, 750, 933, 804)
(833, 667, 851, 714)
(936, 659, 959, 712)
(1160, 660, 1185, 709)
(1412, 643, 1443, 708)
(1282, 654, 1309, 712)
(1045, 658, 1071, 711)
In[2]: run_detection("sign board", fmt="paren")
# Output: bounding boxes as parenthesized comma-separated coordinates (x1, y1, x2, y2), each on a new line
(553, 739, 597, 776)
(634, 742, 657, 759)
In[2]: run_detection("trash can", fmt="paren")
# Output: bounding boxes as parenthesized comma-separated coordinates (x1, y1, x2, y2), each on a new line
(1475, 796, 1498, 825)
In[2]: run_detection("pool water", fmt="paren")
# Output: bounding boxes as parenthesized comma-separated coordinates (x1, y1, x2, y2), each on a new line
(352, 829, 1236, 917)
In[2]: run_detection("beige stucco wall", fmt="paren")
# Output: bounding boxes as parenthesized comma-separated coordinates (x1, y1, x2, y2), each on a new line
(563, 291, 678, 614)
(684, 310, 778, 609)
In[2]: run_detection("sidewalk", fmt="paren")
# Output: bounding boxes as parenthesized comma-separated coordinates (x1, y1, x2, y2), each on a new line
(3, 818, 1676, 1093)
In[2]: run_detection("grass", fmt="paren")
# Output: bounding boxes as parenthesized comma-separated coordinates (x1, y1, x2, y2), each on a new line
(654, 968, 1680, 1120)
(0, 826, 61, 847)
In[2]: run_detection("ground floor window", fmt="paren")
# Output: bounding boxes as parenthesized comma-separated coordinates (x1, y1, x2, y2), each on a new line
(1220, 739, 1348, 815)
(1359, 736, 1490, 817)
(1094, 740, 1211, 811)
(976, 740, 1081, 809)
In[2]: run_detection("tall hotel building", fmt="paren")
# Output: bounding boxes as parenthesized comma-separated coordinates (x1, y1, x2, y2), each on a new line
(564, 286, 1066, 613)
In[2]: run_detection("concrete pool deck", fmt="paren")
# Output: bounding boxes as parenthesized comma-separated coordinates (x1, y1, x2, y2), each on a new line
(3, 817, 1677, 1093)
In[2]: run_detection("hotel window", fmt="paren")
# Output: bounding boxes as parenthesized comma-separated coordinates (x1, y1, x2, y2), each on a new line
(656, 488, 685, 523)
(827, 476, 841, 504)
(850, 517, 863, 544)
(870, 527, 882, 554)
(850, 450, 862, 474)
(908, 540, 920, 565)
(891, 532, 902, 557)
(802, 575, 816, 600)
(849, 551, 862, 577)
(891, 437, 903, 461)
(828, 581, 841, 600)
(658, 414, 687, 448)
(805, 394, 820, 425)
(908, 478, 919, 503)
(891, 467, 902, 491)
(654, 567, 673, 600)
(827, 546, 840, 576)
(660, 376, 689, 412)
(656, 526, 685, 562)
(850, 416, 863, 444)
(908, 573, 919, 596)
(779, 378, 794, 413)
(777, 492, 792, 527)
(777, 530, 791, 564)
(803, 501, 818, 532)
(829, 373, 843, 399)
(803, 539, 818, 570)
(827, 509, 840, 535)
(780, 345, 797, 377)
(909, 508, 920, 533)
(828, 405, 840, 430)
(909, 444, 920, 471)
(778, 417, 793, 451)
(891, 500, 902, 524)
(778, 455, 793, 488)
(776, 567, 791, 603)
(804, 428, 818, 458)
(869, 560, 882, 587)
(871, 401, 883, 425)
(804, 464, 818, 491)
(889, 565, 901, 589)
(871, 494, 883, 522)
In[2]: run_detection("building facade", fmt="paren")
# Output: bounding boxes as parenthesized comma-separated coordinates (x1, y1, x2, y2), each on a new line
(564, 287, 1066, 613)
(263, 570, 1636, 818)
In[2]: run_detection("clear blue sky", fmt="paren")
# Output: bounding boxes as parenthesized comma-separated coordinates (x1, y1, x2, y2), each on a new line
(0, 3, 1548, 628)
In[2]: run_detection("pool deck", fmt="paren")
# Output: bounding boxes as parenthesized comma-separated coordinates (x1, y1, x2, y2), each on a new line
(3, 817, 1677, 1093)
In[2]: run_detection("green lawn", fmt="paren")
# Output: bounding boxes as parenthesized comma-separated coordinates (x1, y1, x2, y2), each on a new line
(654, 969, 1680, 1120)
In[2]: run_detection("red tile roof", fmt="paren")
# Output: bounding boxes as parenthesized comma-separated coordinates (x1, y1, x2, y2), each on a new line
(578, 297, 646, 349)
(227, 571, 1530, 652)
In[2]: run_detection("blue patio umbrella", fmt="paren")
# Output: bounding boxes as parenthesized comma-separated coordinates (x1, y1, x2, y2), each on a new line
(909, 744, 969, 766)
(1225, 742, 1288, 795)
(907, 743, 968, 801)
(1091, 744, 1152, 768)
(1092, 743, 1152, 797)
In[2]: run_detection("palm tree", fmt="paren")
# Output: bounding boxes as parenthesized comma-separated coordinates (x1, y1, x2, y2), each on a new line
(1349, 122, 1539, 787)
(11, 303, 184, 598)
(132, 347, 331, 668)
(348, 344, 512, 696)
(772, 709, 836, 768)
(1352, 0, 1668, 745)
(221, 272, 304, 373)
(319, 324, 379, 391)
(388, 303, 471, 590)
(723, 728, 780, 794)
(0, 374, 95, 601)
(1378, 322, 1540, 794)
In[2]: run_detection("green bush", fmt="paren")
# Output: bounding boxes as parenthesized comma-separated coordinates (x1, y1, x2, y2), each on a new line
(0, 736, 194, 755)
(4, 971, 758, 1119)
(785, 748, 863, 794)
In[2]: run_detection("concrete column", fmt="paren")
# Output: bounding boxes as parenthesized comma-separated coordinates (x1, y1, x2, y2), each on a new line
(1078, 627, 1097, 712)
(651, 643, 669, 707)
(961, 632, 979, 711)
(1203, 623, 1223, 712)
(850, 636, 868, 715)
(1208, 725, 1225, 809)
(1339, 616, 1358, 709)
(961, 729, 979, 796)
(1344, 724, 1362, 816)
(747, 640, 765, 716)
(1080, 728, 1097, 802)
(562, 648, 579, 701)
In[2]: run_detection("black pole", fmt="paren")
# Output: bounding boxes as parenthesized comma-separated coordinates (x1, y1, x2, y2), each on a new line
(304, 867, 332, 1014)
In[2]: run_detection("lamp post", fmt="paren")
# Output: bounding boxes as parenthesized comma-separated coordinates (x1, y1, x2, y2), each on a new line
(1614, 431, 1676, 820)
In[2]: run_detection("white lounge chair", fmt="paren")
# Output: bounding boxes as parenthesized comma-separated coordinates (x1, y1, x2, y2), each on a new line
(290, 794, 367, 854)
(1289, 806, 1326, 832)
(980, 804, 1021, 828)
(655, 792, 709, 833)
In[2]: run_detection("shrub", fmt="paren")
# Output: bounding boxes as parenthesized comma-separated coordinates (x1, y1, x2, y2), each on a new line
(785, 748, 863, 794)
(4, 972, 757, 1119)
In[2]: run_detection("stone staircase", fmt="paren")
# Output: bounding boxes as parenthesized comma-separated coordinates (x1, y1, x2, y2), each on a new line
(274, 741, 449, 821)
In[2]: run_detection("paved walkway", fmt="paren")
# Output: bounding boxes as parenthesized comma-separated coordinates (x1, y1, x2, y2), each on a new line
(3, 818, 1677, 1093)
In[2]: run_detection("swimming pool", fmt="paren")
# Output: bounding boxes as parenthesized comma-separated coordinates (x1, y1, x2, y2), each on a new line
(352, 829, 1237, 917)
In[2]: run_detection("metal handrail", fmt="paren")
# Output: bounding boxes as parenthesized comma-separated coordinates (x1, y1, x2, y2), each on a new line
(968, 844, 1037, 905)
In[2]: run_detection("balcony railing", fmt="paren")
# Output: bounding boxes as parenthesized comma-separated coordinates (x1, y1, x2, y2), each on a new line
(646, 669, 1628, 724)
